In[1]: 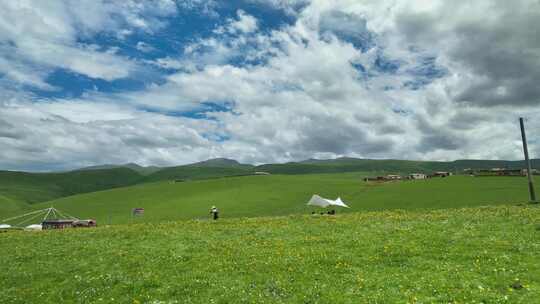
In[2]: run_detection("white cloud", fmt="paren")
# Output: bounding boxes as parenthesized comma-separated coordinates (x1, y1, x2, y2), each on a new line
(136, 42, 156, 53)
(149, 57, 190, 70)
(0, 0, 180, 87)
(229, 10, 258, 33)
(1, 0, 539, 171)
(0, 93, 220, 171)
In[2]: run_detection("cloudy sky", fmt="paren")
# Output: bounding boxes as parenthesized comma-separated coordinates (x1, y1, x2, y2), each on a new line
(1, 0, 539, 171)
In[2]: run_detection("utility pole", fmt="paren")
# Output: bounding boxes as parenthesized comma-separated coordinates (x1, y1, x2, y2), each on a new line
(519, 117, 537, 203)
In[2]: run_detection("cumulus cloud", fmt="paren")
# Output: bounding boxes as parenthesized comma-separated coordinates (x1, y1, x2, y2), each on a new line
(0, 0, 179, 88)
(390, 1, 540, 107)
(0, 94, 220, 171)
(229, 10, 258, 33)
(0, 0, 539, 171)
(136, 42, 156, 53)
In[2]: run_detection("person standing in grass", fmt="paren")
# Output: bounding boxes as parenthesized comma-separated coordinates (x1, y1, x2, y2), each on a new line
(210, 206, 219, 220)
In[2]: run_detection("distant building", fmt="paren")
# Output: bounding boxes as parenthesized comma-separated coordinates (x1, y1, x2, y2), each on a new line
(364, 176, 385, 182)
(254, 171, 271, 175)
(409, 173, 426, 180)
(72, 219, 97, 228)
(42, 219, 75, 230)
(473, 168, 522, 176)
(521, 168, 540, 176)
(364, 174, 402, 182)
(433, 171, 452, 177)
(132, 208, 145, 216)
(42, 219, 96, 229)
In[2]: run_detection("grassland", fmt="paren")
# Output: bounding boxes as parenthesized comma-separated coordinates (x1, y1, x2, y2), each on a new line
(258, 158, 540, 175)
(3, 174, 534, 225)
(1, 205, 539, 303)
(1, 158, 538, 214)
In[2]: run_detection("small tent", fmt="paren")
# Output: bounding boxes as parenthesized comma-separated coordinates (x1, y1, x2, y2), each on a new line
(25, 224, 42, 231)
(307, 195, 350, 208)
(0, 224, 11, 229)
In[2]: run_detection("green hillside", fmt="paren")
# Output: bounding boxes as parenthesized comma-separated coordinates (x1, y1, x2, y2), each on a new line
(142, 165, 252, 183)
(259, 157, 540, 175)
(190, 158, 254, 169)
(0, 168, 143, 207)
(78, 163, 162, 175)
(1, 205, 539, 303)
(0, 195, 25, 214)
(1, 157, 539, 214)
(9, 174, 536, 225)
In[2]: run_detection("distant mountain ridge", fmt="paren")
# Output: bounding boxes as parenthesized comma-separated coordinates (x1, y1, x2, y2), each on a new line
(78, 163, 161, 175)
(188, 158, 253, 169)
(257, 157, 540, 175)
(77, 157, 540, 174)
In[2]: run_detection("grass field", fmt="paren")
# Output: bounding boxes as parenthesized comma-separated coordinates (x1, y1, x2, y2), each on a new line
(1, 174, 534, 225)
(1, 158, 538, 215)
(1, 205, 539, 303)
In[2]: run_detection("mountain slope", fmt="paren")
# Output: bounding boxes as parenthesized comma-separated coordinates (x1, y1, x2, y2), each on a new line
(17, 174, 539, 225)
(0, 168, 143, 206)
(1, 157, 539, 210)
(143, 166, 252, 183)
(79, 163, 161, 175)
(258, 158, 540, 174)
(190, 158, 253, 169)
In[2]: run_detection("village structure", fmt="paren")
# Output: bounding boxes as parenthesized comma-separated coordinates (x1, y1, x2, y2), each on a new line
(0, 207, 96, 231)
(364, 171, 451, 182)
(465, 168, 540, 177)
(364, 167, 539, 183)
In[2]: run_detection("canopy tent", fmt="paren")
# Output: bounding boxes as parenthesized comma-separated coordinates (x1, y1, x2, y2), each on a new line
(332, 197, 349, 208)
(0, 224, 11, 229)
(307, 195, 350, 208)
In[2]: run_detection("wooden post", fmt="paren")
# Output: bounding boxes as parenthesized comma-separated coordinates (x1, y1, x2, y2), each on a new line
(519, 117, 537, 203)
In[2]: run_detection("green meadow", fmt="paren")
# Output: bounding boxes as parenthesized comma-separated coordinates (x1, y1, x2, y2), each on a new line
(1, 205, 539, 303)
(1, 170, 540, 303)
(10, 174, 536, 225)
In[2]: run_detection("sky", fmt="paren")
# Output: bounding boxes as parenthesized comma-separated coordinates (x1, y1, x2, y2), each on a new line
(1, 0, 539, 171)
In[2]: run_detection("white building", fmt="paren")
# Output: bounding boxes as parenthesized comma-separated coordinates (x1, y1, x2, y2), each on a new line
(409, 173, 426, 180)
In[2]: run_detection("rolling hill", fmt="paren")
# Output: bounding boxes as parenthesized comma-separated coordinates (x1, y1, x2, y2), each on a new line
(1, 157, 538, 216)
(6, 174, 535, 225)
(78, 163, 162, 175)
(259, 157, 540, 175)
(0, 168, 143, 208)
(189, 158, 253, 169)
(142, 159, 254, 183)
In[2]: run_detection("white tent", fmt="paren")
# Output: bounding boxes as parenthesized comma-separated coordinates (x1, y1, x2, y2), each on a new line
(0, 224, 11, 229)
(332, 197, 349, 208)
(307, 195, 350, 208)
(25, 224, 42, 231)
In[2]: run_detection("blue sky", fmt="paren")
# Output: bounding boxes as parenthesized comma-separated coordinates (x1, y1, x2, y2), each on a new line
(0, 0, 539, 171)
(25, 1, 302, 113)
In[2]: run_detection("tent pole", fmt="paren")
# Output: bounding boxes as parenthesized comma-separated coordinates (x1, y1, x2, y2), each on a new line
(15, 211, 47, 227)
(43, 208, 53, 221)
(1, 208, 48, 223)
